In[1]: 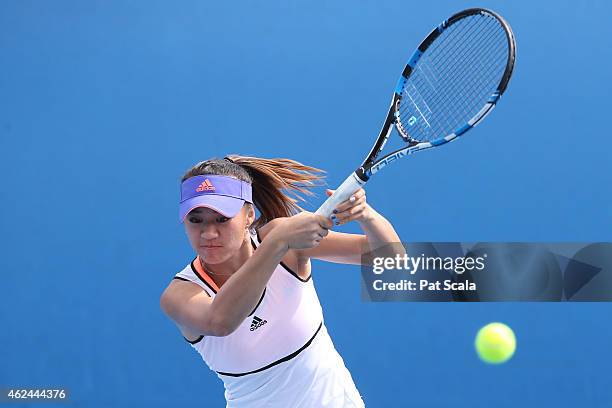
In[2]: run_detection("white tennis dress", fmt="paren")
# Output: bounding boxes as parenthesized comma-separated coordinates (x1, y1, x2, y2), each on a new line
(173, 231, 365, 407)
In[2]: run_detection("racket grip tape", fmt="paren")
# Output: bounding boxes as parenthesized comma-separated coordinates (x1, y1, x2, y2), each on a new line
(315, 172, 367, 218)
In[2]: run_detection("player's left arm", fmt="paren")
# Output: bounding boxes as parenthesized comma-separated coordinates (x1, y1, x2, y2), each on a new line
(299, 189, 405, 265)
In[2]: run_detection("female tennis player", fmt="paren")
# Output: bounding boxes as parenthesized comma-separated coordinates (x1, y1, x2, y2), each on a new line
(160, 155, 401, 407)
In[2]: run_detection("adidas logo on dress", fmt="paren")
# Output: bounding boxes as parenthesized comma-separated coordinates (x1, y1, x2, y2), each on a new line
(250, 316, 267, 331)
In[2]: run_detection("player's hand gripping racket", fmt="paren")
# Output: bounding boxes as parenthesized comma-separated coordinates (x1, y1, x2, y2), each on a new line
(316, 8, 516, 217)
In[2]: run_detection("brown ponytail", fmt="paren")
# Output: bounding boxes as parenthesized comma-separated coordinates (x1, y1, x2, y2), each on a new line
(182, 155, 325, 229)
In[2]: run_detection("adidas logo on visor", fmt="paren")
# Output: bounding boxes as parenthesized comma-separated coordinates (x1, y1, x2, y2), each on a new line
(196, 179, 215, 192)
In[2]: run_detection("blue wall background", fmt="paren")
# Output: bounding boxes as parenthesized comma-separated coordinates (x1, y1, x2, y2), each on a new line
(1, 0, 611, 406)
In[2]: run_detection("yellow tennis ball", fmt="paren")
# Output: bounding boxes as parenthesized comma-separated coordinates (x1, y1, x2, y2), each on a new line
(475, 322, 516, 364)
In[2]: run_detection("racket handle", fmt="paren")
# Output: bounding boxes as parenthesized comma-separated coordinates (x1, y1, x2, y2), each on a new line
(315, 172, 367, 218)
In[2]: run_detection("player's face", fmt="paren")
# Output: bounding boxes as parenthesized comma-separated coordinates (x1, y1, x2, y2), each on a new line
(184, 205, 252, 265)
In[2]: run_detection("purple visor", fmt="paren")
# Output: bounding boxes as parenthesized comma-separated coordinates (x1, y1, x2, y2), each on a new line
(179, 175, 252, 222)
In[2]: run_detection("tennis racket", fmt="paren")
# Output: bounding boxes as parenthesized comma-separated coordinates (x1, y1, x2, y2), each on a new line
(316, 8, 516, 217)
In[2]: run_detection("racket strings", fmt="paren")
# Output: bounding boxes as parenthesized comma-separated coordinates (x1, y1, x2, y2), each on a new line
(402, 16, 505, 139)
(418, 25, 507, 131)
(413, 18, 506, 139)
(426, 16, 492, 83)
(415, 15, 506, 125)
(428, 15, 497, 80)
(398, 18, 492, 140)
(397, 15, 491, 133)
(397, 13, 509, 143)
(427, 19, 507, 110)
(402, 20, 492, 139)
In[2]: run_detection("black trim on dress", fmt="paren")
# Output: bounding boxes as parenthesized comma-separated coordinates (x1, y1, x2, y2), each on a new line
(216, 321, 323, 377)
(255, 229, 312, 282)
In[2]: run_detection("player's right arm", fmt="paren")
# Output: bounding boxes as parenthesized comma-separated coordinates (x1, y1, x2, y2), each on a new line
(160, 236, 288, 338)
(160, 212, 332, 337)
